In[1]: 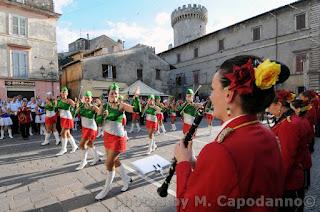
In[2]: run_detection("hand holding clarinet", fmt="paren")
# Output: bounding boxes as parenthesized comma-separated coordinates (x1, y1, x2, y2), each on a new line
(157, 100, 208, 197)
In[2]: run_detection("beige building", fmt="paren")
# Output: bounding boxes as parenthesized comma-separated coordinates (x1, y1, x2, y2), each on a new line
(60, 44, 171, 98)
(68, 35, 124, 53)
(159, 0, 320, 98)
(0, 0, 60, 99)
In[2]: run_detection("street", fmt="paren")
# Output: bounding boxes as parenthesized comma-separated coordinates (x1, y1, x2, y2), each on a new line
(0, 120, 319, 212)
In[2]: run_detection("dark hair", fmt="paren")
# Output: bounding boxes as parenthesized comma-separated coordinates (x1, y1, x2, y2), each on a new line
(291, 99, 308, 116)
(219, 55, 289, 114)
(301, 90, 314, 101)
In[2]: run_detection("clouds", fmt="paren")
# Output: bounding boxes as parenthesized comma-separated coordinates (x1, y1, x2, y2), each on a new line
(57, 12, 173, 53)
(54, 0, 74, 13)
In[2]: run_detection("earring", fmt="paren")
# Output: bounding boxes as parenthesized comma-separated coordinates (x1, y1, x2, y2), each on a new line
(227, 107, 232, 117)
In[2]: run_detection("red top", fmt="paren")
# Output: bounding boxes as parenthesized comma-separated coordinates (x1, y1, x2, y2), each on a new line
(311, 98, 320, 123)
(17, 106, 31, 124)
(176, 115, 284, 212)
(305, 106, 317, 128)
(271, 115, 305, 190)
(291, 115, 313, 169)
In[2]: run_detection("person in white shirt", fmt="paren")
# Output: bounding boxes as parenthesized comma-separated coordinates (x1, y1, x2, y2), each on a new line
(28, 97, 38, 135)
(8, 97, 21, 134)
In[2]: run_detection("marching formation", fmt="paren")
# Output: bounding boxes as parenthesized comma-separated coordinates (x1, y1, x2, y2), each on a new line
(1, 55, 320, 212)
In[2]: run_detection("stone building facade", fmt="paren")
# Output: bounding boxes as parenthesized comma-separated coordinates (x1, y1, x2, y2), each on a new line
(159, 0, 320, 98)
(0, 0, 60, 99)
(60, 44, 170, 98)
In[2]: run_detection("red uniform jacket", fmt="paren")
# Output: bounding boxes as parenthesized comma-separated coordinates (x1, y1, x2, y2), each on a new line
(311, 98, 320, 123)
(305, 106, 317, 128)
(17, 106, 31, 124)
(272, 116, 305, 191)
(176, 115, 284, 211)
(292, 115, 313, 169)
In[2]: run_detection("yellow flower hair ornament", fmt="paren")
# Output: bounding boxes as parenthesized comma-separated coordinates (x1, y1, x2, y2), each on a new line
(254, 59, 281, 90)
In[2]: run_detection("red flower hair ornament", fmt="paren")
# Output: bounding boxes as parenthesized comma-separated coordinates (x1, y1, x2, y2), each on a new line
(224, 59, 255, 95)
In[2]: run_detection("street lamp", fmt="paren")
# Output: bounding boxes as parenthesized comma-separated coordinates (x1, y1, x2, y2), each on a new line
(39, 61, 57, 96)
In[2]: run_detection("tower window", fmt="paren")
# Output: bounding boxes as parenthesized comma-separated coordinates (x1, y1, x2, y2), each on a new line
(177, 53, 181, 63)
(218, 39, 224, 51)
(194, 48, 199, 58)
(252, 26, 261, 41)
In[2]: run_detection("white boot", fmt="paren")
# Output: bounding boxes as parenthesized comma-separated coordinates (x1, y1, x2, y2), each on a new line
(8, 128, 13, 139)
(97, 127, 103, 138)
(69, 135, 78, 153)
(161, 125, 166, 134)
(29, 127, 33, 136)
(128, 123, 134, 133)
(171, 124, 175, 131)
(56, 138, 67, 156)
(152, 139, 157, 151)
(116, 165, 132, 192)
(155, 128, 160, 135)
(147, 139, 153, 155)
(0, 129, 4, 140)
(53, 131, 60, 145)
(136, 123, 141, 132)
(40, 125, 46, 135)
(95, 171, 115, 200)
(90, 147, 101, 166)
(76, 150, 88, 170)
(41, 132, 51, 146)
(124, 130, 129, 141)
(209, 126, 213, 135)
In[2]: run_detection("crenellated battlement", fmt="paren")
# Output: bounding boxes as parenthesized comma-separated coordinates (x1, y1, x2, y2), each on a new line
(171, 4, 208, 27)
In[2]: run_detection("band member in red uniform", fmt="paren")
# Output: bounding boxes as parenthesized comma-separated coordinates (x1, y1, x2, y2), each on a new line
(300, 90, 317, 153)
(175, 55, 288, 211)
(268, 89, 306, 212)
(290, 99, 314, 190)
(17, 100, 32, 140)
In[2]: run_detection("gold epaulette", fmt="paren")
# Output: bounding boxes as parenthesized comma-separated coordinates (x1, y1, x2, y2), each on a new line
(217, 128, 234, 143)
(216, 120, 259, 144)
(286, 116, 291, 123)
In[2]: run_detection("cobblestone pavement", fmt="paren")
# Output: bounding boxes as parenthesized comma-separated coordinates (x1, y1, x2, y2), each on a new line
(0, 120, 319, 212)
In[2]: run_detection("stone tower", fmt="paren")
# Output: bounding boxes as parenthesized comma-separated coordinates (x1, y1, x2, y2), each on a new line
(171, 4, 208, 47)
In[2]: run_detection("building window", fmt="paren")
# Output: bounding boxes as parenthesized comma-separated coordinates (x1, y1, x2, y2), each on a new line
(252, 26, 261, 41)
(11, 15, 27, 36)
(177, 53, 181, 63)
(102, 64, 116, 79)
(218, 39, 224, 51)
(11, 50, 28, 78)
(193, 70, 199, 84)
(137, 69, 143, 80)
(156, 69, 161, 80)
(175, 73, 185, 86)
(194, 48, 199, 58)
(295, 53, 307, 73)
(296, 13, 306, 30)
(15, 0, 26, 3)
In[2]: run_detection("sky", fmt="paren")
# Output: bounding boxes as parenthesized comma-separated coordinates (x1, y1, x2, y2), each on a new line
(55, 0, 299, 53)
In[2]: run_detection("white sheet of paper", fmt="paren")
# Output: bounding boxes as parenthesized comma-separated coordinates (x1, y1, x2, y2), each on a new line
(131, 154, 171, 175)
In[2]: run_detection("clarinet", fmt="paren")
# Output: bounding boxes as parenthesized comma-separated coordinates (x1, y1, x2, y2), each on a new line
(157, 101, 208, 197)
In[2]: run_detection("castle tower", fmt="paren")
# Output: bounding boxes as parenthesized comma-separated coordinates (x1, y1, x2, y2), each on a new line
(171, 4, 208, 47)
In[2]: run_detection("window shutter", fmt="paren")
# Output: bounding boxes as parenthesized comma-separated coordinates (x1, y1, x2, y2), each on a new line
(12, 51, 19, 77)
(20, 17, 27, 36)
(102, 64, 108, 78)
(12, 16, 19, 35)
